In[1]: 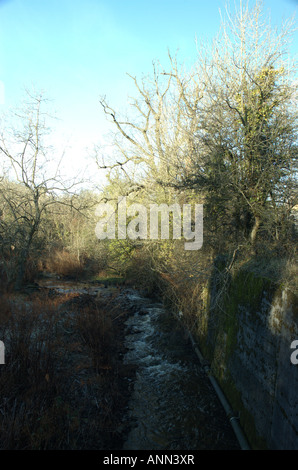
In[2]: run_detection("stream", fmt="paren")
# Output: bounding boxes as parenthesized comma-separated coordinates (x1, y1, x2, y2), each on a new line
(38, 278, 240, 450)
(110, 288, 239, 450)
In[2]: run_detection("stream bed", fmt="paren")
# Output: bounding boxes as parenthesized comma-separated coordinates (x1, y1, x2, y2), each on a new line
(36, 279, 240, 450)
(117, 289, 240, 450)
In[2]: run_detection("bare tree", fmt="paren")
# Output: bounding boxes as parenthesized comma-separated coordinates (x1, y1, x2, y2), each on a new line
(0, 91, 83, 289)
(96, 54, 204, 201)
(96, 1, 297, 249)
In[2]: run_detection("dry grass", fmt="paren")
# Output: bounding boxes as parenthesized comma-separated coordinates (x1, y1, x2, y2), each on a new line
(0, 295, 63, 449)
(0, 290, 133, 449)
(43, 250, 85, 279)
(75, 301, 114, 371)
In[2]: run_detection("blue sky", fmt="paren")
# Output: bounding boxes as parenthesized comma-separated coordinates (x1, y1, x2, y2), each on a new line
(0, 0, 297, 185)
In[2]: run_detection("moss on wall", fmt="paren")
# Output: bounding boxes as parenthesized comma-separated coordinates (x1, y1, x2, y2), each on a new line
(220, 371, 268, 449)
(163, 252, 297, 449)
(193, 258, 282, 449)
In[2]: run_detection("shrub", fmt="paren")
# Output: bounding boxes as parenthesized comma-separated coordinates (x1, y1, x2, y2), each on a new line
(43, 249, 84, 279)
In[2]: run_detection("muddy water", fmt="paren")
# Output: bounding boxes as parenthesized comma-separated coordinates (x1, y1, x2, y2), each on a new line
(37, 278, 106, 296)
(37, 279, 240, 450)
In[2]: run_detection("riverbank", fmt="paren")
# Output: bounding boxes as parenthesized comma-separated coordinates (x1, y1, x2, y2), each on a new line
(0, 275, 242, 450)
(0, 281, 136, 449)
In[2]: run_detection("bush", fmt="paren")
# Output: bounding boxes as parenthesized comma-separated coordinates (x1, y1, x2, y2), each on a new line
(43, 250, 84, 279)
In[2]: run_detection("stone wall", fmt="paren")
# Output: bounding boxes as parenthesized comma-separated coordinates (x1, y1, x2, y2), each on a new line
(196, 264, 298, 449)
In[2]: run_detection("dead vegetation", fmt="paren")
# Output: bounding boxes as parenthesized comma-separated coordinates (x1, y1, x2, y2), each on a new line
(42, 249, 85, 280)
(0, 289, 135, 449)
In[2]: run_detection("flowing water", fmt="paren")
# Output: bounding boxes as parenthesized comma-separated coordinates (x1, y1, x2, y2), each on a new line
(119, 289, 240, 450)
(37, 279, 240, 450)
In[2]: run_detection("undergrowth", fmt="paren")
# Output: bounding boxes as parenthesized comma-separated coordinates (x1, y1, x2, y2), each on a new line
(0, 290, 132, 449)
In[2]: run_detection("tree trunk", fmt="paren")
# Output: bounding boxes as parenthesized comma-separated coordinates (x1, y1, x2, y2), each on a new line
(250, 215, 261, 245)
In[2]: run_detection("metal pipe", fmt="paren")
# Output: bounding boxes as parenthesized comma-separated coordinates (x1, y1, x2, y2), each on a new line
(175, 311, 250, 450)
(188, 329, 250, 450)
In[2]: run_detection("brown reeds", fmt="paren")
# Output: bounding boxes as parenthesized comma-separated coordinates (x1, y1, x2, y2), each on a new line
(0, 290, 132, 449)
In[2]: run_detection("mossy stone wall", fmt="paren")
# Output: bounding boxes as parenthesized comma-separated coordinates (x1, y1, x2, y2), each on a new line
(195, 263, 298, 449)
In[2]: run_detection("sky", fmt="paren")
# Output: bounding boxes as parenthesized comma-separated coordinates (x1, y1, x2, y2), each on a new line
(0, 0, 297, 188)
